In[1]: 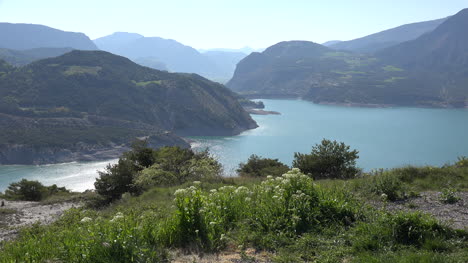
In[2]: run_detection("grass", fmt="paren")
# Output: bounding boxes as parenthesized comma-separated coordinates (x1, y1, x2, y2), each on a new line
(383, 65, 404, 72)
(63, 66, 102, 76)
(133, 80, 163, 87)
(0, 165, 467, 262)
(384, 76, 407, 83)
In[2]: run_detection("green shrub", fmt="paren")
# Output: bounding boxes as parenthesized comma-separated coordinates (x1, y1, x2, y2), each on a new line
(95, 140, 222, 202)
(160, 169, 358, 252)
(439, 188, 460, 204)
(293, 139, 360, 180)
(455, 156, 468, 168)
(353, 211, 451, 251)
(237, 154, 289, 177)
(133, 149, 222, 190)
(367, 170, 406, 201)
(4, 179, 69, 201)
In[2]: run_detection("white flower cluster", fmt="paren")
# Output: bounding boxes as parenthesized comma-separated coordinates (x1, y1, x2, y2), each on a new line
(110, 212, 124, 222)
(80, 217, 92, 223)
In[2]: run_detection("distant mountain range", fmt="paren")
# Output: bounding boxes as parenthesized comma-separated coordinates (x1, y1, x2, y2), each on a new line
(328, 17, 447, 53)
(228, 9, 468, 108)
(0, 23, 97, 50)
(94, 32, 247, 82)
(0, 47, 73, 66)
(0, 51, 257, 164)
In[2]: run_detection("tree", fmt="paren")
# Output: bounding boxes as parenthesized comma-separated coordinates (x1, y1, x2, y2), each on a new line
(293, 139, 359, 179)
(94, 140, 154, 202)
(4, 179, 46, 201)
(237, 154, 290, 177)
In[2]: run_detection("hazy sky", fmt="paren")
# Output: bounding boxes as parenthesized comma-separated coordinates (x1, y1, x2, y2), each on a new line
(0, 0, 466, 49)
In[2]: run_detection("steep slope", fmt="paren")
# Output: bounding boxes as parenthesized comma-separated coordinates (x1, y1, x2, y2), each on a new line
(374, 8, 468, 106)
(0, 59, 13, 73)
(228, 41, 354, 98)
(0, 23, 97, 50)
(0, 47, 73, 66)
(0, 51, 257, 164)
(330, 17, 447, 53)
(378, 9, 468, 69)
(228, 33, 468, 107)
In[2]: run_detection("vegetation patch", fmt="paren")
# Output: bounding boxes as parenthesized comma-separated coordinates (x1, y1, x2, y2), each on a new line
(63, 65, 101, 76)
(133, 80, 162, 87)
(383, 65, 404, 72)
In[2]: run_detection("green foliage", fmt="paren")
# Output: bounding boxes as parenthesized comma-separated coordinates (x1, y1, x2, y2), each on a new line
(160, 169, 358, 252)
(237, 154, 289, 177)
(353, 211, 454, 252)
(95, 140, 222, 203)
(0, 209, 169, 262)
(456, 156, 468, 168)
(366, 169, 406, 201)
(4, 179, 69, 201)
(439, 188, 460, 204)
(293, 139, 360, 179)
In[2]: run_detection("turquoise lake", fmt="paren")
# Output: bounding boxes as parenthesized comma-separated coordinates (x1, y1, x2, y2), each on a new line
(1, 99, 467, 192)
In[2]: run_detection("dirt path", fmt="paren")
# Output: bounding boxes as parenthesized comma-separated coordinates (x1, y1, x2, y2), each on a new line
(0, 200, 79, 242)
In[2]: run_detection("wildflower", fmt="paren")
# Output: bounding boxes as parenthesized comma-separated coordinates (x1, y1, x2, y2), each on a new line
(80, 217, 92, 223)
(102, 242, 111, 248)
(110, 212, 124, 222)
(193, 181, 201, 185)
(381, 193, 388, 201)
(209, 221, 217, 225)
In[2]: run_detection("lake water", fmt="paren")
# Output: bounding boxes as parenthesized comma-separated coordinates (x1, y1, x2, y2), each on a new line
(1, 99, 467, 192)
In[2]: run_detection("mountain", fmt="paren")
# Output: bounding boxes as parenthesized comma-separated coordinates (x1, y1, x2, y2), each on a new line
(322, 40, 342, 46)
(93, 32, 144, 53)
(228, 28, 468, 108)
(0, 47, 73, 66)
(329, 17, 447, 53)
(378, 9, 468, 70)
(94, 33, 244, 82)
(0, 23, 97, 50)
(0, 51, 257, 164)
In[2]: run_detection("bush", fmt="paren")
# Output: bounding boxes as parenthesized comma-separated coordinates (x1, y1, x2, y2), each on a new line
(4, 179, 69, 201)
(161, 169, 358, 251)
(455, 156, 468, 168)
(133, 149, 222, 190)
(353, 211, 451, 251)
(237, 154, 289, 177)
(293, 139, 360, 179)
(439, 188, 460, 204)
(95, 140, 222, 202)
(367, 170, 406, 201)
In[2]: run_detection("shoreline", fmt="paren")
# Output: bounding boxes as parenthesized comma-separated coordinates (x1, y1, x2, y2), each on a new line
(245, 95, 468, 109)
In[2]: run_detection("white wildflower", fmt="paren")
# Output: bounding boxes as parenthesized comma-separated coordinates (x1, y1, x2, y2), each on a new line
(80, 217, 92, 223)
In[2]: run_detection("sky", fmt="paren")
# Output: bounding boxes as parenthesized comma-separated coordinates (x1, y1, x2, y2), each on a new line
(0, 0, 467, 49)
